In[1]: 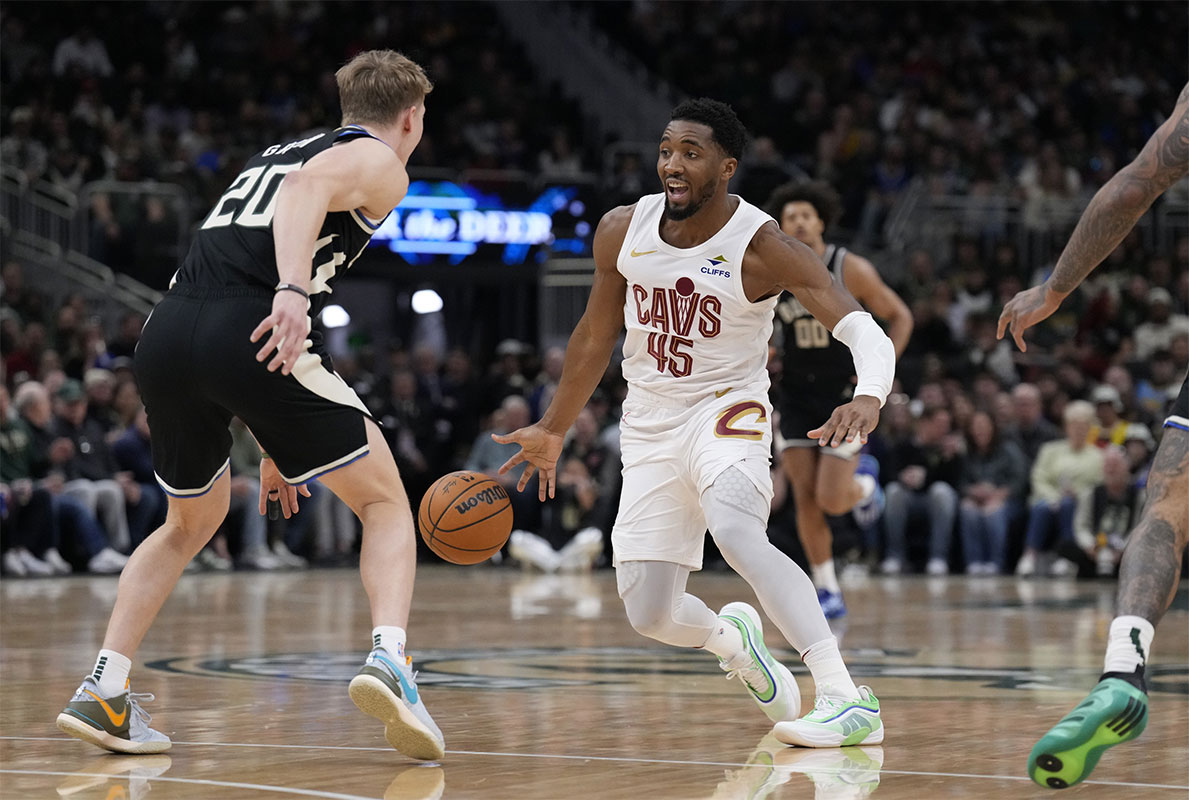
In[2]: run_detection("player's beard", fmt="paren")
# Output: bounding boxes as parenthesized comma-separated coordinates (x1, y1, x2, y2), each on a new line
(664, 176, 718, 221)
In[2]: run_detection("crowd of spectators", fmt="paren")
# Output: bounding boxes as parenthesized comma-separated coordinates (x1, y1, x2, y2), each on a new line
(584, 1, 1187, 248)
(2, 3, 1187, 582)
(1, 1, 593, 287)
(4, 239, 1186, 580)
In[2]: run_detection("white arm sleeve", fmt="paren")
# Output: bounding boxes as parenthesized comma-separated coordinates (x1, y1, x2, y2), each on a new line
(831, 310, 895, 407)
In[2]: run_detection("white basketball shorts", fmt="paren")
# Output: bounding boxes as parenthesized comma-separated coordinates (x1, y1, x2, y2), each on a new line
(611, 385, 774, 570)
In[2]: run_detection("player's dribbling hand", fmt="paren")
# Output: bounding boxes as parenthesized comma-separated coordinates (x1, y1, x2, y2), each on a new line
(258, 456, 312, 519)
(492, 424, 565, 501)
(808, 395, 881, 449)
(996, 284, 1065, 352)
(251, 290, 311, 375)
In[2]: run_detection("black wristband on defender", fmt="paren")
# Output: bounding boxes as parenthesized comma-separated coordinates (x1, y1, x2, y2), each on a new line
(275, 283, 310, 299)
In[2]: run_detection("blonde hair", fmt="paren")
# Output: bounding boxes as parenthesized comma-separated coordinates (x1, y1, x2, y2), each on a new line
(336, 50, 432, 126)
(1063, 399, 1095, 425)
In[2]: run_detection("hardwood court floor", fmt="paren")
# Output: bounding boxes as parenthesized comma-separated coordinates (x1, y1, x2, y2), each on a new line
(1, 566, 1186, 799)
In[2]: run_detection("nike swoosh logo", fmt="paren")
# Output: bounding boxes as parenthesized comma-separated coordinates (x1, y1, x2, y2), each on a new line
(376, 654, 419, 704)
(715, 387, 732, 398)
(84, 690, 127, 727)
(630, 248, 657, 257)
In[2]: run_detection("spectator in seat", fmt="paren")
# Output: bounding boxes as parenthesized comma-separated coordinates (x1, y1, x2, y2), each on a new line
(1055, 446, 1142, 579)
(1016, 400, 1104, 577)
(1008, 382, 1061, 463)
(958, 411, 1027, 575)
(881, 406, 964, 575)
(52, 379, 162, 550)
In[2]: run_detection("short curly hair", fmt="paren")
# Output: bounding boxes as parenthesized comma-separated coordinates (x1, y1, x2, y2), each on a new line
(669, 98, 747, 160)
(764, 180, 843, 232)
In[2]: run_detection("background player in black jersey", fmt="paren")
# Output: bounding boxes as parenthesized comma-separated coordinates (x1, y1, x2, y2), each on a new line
(1000, 83, 1188, 790)
(56, 50, 446, 762)
(767, 181, 912, 617)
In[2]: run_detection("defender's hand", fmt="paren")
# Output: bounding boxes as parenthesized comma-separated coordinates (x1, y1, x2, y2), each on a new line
(997, 285, 1064, 353)
(492, 424, 565, 501)
(809, 395, 881, 449)
(251, 290, 311, 376)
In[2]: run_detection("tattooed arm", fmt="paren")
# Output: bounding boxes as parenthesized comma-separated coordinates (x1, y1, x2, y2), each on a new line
(998, 82, 1189, 351)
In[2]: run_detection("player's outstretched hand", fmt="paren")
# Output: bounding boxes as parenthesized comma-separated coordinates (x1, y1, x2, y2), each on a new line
(251, 290, 311, 375)
(492, 424, 565, 501)
(258, 456, 312, 519)
(809, 395, 881, 449)
(996, 284, 1064, 353)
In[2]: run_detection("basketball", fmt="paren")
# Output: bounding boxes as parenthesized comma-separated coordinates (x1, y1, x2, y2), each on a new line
(418, 471, 513, 564)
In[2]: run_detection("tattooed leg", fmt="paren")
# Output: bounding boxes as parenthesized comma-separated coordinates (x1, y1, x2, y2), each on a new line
(1116, 427, 1189, 624)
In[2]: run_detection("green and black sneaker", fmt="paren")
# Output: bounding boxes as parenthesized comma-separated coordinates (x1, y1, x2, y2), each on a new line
(1029, 677, 1148, 789)
(56, 678, 171, 754)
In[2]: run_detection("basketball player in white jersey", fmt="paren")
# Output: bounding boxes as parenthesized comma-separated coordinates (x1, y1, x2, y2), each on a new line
(496, 99, 895, 747)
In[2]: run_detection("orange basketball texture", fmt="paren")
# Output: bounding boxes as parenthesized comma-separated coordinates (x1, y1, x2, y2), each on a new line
(418, 471, 513, 564)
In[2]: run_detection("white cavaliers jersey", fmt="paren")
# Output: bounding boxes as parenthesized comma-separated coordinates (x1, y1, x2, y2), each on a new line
(617, 193, 777, 402)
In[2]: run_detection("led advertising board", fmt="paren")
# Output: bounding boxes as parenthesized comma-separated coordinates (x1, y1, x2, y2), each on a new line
(370, 180, 594, 266)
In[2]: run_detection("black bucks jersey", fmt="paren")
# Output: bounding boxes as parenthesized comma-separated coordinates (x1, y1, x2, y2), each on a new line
(775, 244, 855, 444)
(138, 126, 390, 495)
(173, 126, 387, 320)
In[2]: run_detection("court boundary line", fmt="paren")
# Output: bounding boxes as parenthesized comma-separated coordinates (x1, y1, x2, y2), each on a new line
(4, 736, 1186, 791)
(0, 768, 380, 800)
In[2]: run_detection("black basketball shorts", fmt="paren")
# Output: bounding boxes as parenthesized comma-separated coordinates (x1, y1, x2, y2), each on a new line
(778, 375, 855, 450)
(135, 285, 371, 496)
(1165, 373, 1189, 434)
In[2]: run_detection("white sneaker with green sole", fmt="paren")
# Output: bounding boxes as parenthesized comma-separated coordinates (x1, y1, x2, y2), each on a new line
(773, 685, 883, 747)
(717, 602, 801, 723)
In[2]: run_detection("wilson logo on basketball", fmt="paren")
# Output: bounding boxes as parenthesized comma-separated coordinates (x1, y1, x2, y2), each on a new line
(454, 485, 508, 515)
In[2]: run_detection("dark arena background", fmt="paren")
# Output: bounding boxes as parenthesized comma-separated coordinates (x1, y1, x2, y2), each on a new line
(1, 2, 1187, 799)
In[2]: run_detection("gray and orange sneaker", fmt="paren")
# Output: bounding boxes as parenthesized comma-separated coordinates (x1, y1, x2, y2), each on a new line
(56, 678, 171, 754)
(349, 648, 445, 761)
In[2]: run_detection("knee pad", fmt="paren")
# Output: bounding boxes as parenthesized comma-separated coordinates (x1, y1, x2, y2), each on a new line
(704, 466, 769, 530)
(704, 467, 776, 566)
(617, 560, 693, 642)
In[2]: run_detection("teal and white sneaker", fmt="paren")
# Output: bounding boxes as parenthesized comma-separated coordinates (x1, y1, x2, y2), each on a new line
(1028, 677, 1148, 789)
(773, 685, 883, 747)
(349, 648, 445, 761)
(717, 602, 801, 723)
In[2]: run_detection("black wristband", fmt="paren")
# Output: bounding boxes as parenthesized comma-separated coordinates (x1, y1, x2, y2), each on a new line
(275, 283, 310, 299)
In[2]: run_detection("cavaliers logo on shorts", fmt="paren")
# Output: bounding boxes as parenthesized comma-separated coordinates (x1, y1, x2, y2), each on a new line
(714, 402, 767, 440)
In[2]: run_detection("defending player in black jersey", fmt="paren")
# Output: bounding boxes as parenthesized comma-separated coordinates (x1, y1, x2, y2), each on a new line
(56, 50, 446, 761)
(768, 181, 912, 617)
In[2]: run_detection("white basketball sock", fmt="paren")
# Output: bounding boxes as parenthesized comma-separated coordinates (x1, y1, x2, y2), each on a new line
(91, 649, 132, 698)
(372, 626, 407, 660)
(801, 636, 859, 700)
(701, 618, 745, 660)
(1103, 616, 1153, 676)
(811, 559, 841, 594)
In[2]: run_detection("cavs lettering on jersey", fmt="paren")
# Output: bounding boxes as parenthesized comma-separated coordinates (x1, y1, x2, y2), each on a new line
(617, 194, 777, 401)
(172, 126, 387, 321)
(775, 244, 854, 393)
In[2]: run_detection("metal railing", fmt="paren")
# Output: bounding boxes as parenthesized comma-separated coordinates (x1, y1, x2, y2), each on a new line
(5, 229, 161, 318)
(883, 178, 1188, 268)
(1, 171, 166, 318)
(76, 180, 192, 271)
